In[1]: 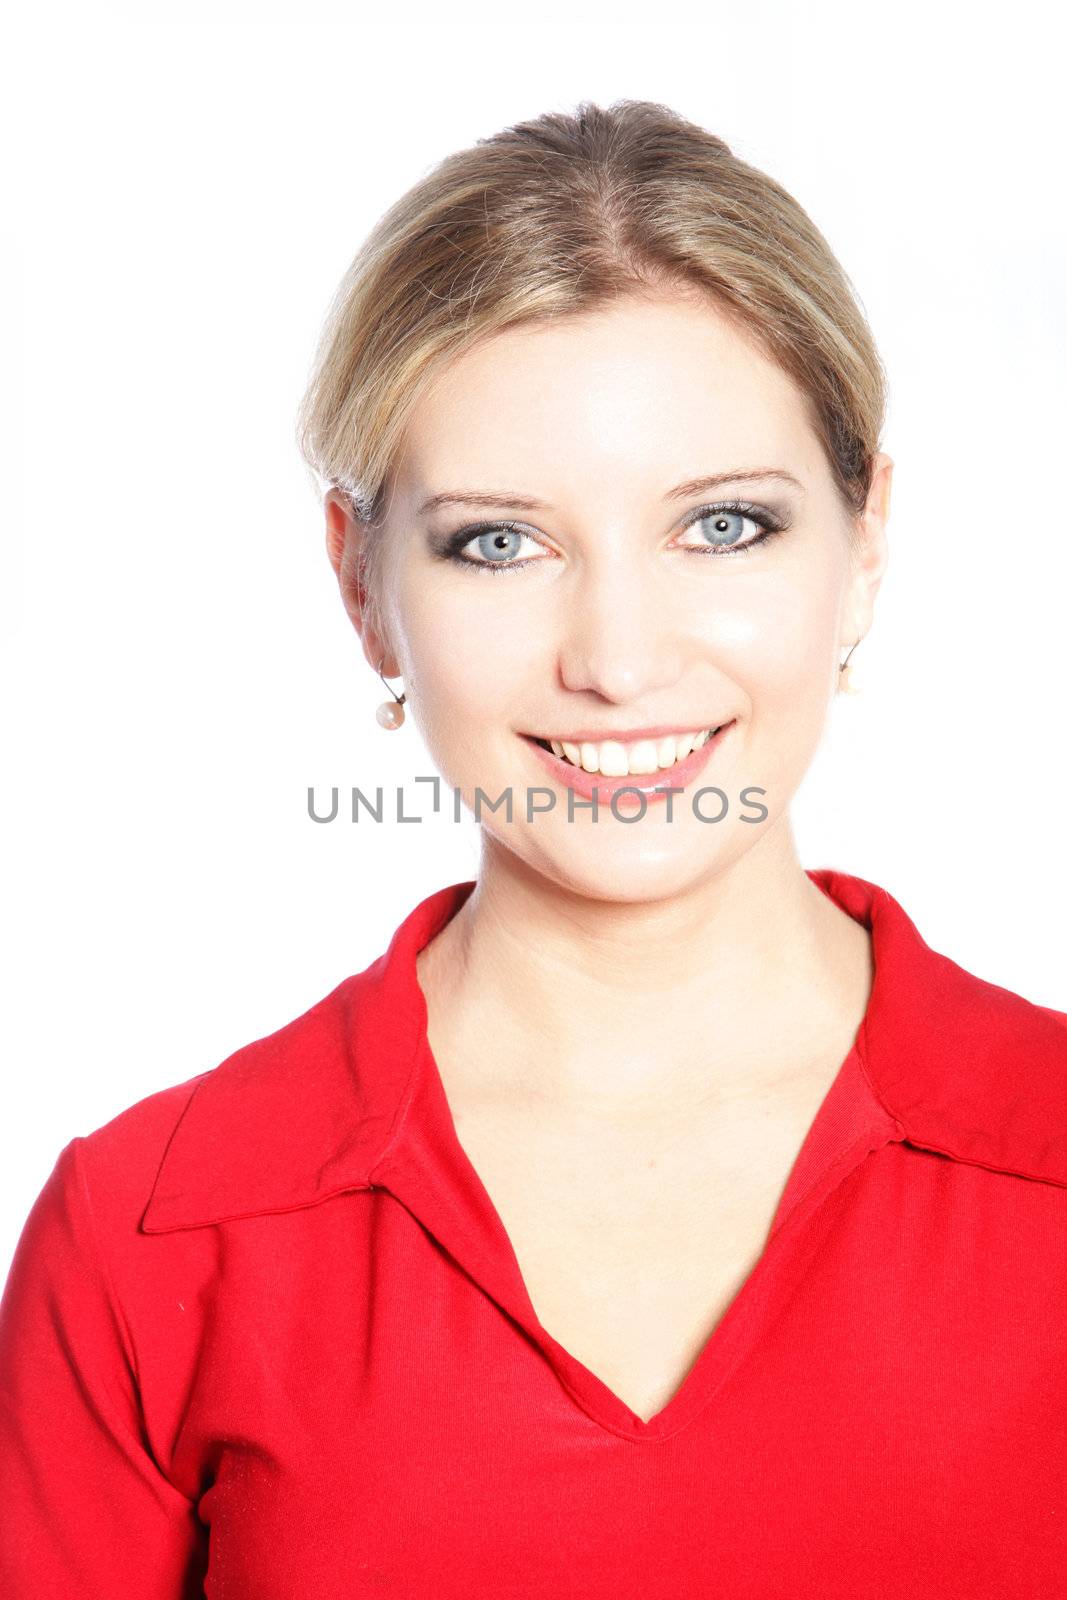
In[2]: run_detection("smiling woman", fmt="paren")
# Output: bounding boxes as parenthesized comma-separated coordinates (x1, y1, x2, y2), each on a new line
(342, 282, 881, 852)
(2, 99, 1065, 1600)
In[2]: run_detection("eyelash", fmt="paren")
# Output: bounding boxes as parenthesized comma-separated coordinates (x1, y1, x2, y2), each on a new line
(437, 499, 789, 577)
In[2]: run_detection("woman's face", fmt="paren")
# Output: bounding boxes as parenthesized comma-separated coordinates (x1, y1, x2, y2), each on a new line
(328, 292, 891, 902)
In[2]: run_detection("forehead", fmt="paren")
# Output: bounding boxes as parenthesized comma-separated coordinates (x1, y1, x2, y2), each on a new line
(391, 293, 823, 506)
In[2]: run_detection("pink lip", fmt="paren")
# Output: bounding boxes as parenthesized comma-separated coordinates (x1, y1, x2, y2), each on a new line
(527, 722, 723, 744)
(521, 721, 735, 804)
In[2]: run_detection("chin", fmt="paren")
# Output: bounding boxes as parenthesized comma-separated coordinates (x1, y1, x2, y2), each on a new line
(513, 829, 740, 905)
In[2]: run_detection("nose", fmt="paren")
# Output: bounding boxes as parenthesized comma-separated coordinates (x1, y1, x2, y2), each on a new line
(557, 558, 686, 703)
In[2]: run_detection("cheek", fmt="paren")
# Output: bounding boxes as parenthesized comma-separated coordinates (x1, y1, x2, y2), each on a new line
(395, 576, 530, 758)
(699, 568, 840, 720)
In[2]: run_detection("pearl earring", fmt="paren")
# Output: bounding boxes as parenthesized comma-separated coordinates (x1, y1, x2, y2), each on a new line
(838, 640, 861, 695)
(375, 658, 406, 729)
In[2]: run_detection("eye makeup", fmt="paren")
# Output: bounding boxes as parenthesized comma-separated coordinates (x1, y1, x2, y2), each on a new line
(425, 497, 792, 577)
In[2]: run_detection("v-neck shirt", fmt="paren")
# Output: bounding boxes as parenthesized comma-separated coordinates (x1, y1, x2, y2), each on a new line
(1, 866, 1065, 1597)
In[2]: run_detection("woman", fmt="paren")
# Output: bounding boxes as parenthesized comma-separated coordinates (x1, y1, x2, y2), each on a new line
(1, 100, 1064, 1598)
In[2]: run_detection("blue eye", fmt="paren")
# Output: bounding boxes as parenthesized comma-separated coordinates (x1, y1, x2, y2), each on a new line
(433, 497, 787, 576)
(468, 527, 536, 566)
(678, 500, 786, 556)
(694, 511, 750, 547)
(435, 520, 548, 576)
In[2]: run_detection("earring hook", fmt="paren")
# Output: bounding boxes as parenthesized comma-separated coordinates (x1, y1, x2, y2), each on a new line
(376, 656, 406, 705)
(375, 656, 407, 730)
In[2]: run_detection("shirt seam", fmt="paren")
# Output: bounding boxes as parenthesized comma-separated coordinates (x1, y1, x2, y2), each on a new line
(71, 1136, 198, 1505)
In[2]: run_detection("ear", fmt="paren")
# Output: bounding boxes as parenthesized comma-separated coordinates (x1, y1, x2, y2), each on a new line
(323, 490, 397, 676)
(841, 451, 893, 648)
(324, 489, 364, 597)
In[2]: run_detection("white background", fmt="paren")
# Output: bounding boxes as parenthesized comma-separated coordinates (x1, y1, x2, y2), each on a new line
(2, 2, 1064, 1275)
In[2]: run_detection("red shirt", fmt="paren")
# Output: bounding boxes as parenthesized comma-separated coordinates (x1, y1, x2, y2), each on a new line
(2, 866, 1066, 1597)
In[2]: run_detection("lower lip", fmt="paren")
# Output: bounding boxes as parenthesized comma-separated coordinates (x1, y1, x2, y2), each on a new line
(520, 722, 735, 805)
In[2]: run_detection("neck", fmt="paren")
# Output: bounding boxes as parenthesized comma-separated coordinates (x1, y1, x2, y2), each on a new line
(416, 821, 873, 1112)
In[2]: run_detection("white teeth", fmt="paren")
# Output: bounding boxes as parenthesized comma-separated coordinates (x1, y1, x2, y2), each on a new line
(542, 728, 717, 775)
(626, 740, 660, 775)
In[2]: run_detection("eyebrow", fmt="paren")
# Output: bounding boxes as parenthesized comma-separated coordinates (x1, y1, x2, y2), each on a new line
(416, 468, 804, 517)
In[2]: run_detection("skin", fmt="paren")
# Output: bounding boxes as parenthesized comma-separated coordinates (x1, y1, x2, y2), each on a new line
(324, 288, 892, 1418)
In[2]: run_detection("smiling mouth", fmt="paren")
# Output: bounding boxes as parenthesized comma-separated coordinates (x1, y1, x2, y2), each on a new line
(524, 725, 729, 777)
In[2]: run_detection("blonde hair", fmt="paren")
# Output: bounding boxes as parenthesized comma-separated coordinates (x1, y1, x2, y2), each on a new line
(295, 99, 888, 627)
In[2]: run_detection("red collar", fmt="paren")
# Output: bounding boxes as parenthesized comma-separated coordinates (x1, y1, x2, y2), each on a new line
(141, 869, 1067, 1234)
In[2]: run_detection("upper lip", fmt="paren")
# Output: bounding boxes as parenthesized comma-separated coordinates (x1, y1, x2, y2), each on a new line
(525, 721, 731, 744)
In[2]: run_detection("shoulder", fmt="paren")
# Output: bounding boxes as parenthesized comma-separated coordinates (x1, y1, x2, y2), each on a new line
(825, 868, 1067, 1189)
(892, 949, 1067, 1187)
(72, 1069, 211, 1219)
(65, 881, 473, 1238)
(71, 966, 399, 1237)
